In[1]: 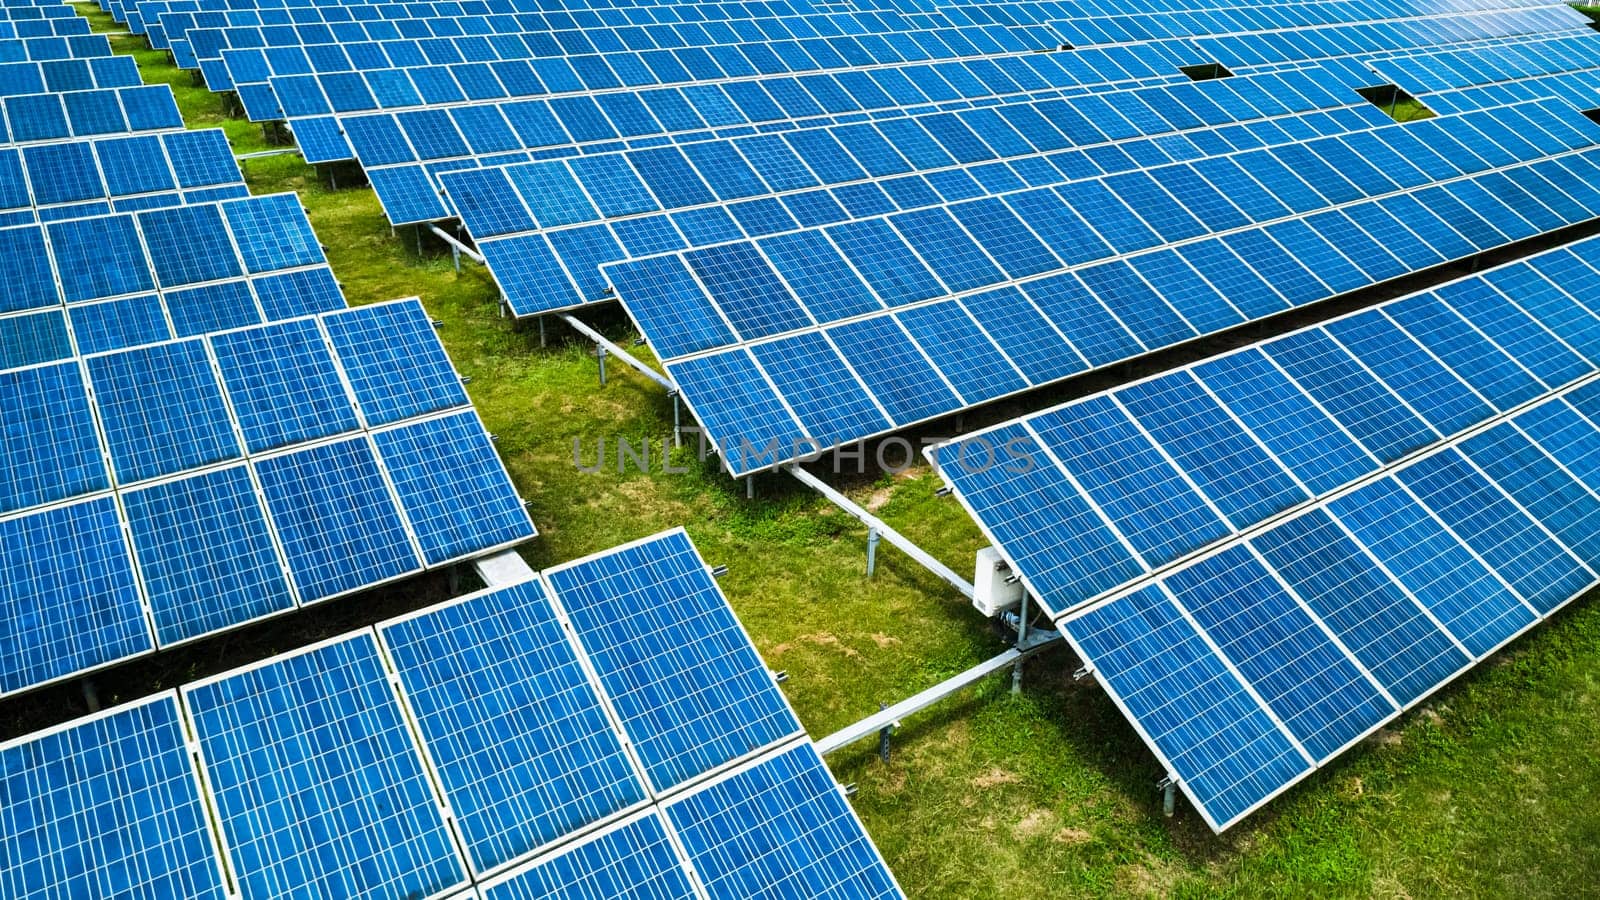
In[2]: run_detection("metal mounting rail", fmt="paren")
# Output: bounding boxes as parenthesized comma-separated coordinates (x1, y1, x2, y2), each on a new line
(558, 313, 677, 393)
(815, 629, 1062, 756)
(787, 464, 975, 600)
(235, 148, 302, 161)
(428, 224, 484, 264)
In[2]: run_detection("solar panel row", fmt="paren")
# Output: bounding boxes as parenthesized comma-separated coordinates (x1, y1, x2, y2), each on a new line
(0, 127, 247, 227)
(441, 67, 1385, 299)
(608, 98, 1600, 475)
(0, 84, 182, 143)
(203, 17, 1057, 115)
(0, 55, 143, 97)
(0, 297, 533, 697)
(932, 233, 1600, 614)
(930, 232, 1600, 830)
(286, 40, 1180, 164)
(0, 2, 538, 719)
(0, 530, 900, 899)
(0, 193, 344, 368)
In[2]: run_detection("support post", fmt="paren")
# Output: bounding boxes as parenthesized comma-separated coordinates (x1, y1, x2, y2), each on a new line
(787, 465, 976, 600)
(672, 396, 682, 448)
(1012, 589, 1030, 695)
(877, 702, 891, 763)
(538, 316, 546, 348)
(81, 679, 100, 713)
(597, 345, 608, 386)
(557, 314, 675, 392)
(746, 474, 755, 499)
(866, 526, 880, 577)
(1162, 779, 1177, 817)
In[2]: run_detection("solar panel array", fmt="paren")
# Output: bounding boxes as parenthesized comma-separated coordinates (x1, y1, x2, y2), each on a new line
(930, 233, 1600, 830)
(99, 0, 1600, 478)
(0, 5, 535, 700)
(1, 529, 902, 899)
(68, 0, 1600, 844)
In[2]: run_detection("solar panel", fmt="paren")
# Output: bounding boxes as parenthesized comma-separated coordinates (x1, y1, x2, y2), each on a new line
(0, 496, 148, 695)
(0, 361, 107, 514)
(123, 463, 297, 645)
(86, 339, 242, 484)
(479, 812, 697, 900)
(183, 633, 471, 899)
(544, 528, 806, 794)
(371, 410, 533, 564)
(377, 579, 648, 876)
(0, 694, 230, 900)
(663, 741, 903, 900)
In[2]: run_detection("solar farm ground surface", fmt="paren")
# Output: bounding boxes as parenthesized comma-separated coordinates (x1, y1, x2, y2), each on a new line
(1, 4, 1597, 897)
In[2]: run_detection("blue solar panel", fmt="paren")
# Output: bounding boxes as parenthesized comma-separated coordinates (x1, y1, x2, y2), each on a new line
(323, 299, 469, 426)
(1329, 476, 1538, 657)
(154, 195, 246, 271)
(123, 464, 295, 646)
(0, 308, 69, 370)
(0, 695, 229, 900)
(184, 634, 469, 899)
(1164, 545, 1395, 761)
(253, 435, 419, 602)
(86, 340, 241, 484)
(252, 265, 346, 319)
(69, 294, 171, 355)
(371, 410, 534, 564)
(664, 742, 903, 900)
(222, 192, 324, 272)
(1252, 510, 1470, 707)
(0, 497, 149, 695)
(934, 234, 1600, 830)
(0, 362, 107, 514)
(481, 812, 696, 900)
(378, 579, 646, 875)
(48, 214, 153, 302)
(210, 317, 358, 452)
(164, 279, 261, 336)
(544, 529, 803, 793)
(1398, 448, 1592, 614)
(1063, 583, 1311, 830)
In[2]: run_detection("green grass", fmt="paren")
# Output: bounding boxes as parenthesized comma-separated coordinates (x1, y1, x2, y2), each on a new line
(73, 5, 1600, 895)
